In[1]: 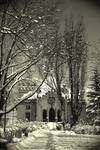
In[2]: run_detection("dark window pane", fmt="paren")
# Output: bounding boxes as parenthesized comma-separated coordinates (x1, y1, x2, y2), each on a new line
(25, 112, 30, 121)
(26, 105, 30, 110)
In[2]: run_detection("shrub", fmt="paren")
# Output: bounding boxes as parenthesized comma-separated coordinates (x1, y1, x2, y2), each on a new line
(56, 123, 63, 130)
(72, 124, 100, 135)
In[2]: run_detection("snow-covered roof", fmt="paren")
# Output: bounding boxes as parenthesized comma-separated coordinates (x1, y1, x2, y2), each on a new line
(28, 82, 51, 99)
(28, 92, 38, 99)
(39, 82, 51, 97)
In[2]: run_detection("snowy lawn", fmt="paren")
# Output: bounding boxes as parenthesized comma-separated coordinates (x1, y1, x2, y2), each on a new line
(1, 121, 100, 145)
(72, 124, 100, 135)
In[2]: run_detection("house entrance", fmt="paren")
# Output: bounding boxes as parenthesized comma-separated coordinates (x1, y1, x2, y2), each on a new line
(43, 109, 47, 121)
(57, 109, 61, 122)
(49, 108, 55, 122)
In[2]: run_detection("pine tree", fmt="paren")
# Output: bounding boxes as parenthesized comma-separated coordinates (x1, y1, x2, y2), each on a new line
(86, 68, 100, 124)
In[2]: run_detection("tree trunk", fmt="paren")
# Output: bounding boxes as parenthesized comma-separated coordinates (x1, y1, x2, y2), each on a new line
(69, 63, 74, 115)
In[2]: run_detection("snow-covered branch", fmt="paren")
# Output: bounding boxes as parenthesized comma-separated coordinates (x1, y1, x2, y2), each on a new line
(4, 60, 40, 90)
(6, 70, 27, 100)
(0, 60, 29, 73)
(1, 64, 49, 116)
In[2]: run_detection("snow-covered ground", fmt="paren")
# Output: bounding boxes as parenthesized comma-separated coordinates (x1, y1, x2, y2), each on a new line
(7, 127, 100, 150)
(1, 122, 100, 150)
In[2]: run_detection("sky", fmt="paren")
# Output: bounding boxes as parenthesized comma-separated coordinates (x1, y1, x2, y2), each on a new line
(58, 0, 100, 43)
(57, 0, 100, 90)
(57, 0, 100, 71)
(1, 0, 100, 48)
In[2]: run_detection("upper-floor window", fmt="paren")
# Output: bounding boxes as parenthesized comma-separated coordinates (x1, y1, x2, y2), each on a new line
(26, 105, 30, 110)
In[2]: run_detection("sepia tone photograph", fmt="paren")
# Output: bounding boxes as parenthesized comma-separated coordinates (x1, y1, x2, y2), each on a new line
(0, 0, 100, 149)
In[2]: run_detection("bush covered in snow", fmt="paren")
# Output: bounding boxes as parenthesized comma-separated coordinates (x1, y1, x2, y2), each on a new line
(56, 123, 63, 130)
(56, 123, 71, 131)
(0, 121, 50, 142)
(72, 124, 100, 135)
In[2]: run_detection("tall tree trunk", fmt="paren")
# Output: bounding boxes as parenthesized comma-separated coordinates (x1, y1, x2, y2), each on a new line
(69, 63, 74, 122)
(74, 65, 80, 123)
(55, 54, 64, 109)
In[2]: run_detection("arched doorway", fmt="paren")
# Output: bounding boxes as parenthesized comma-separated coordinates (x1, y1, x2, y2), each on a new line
(43, 109, 47, 122)
(57, 109, 61, 122)
(49, 108, 55, 122)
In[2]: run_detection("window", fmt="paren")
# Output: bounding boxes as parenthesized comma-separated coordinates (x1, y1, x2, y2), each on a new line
(26, 105, 30, 110)
(25, 112, 30, 121)
(43, 109, 47, 122)
(49, 108, 55, 122)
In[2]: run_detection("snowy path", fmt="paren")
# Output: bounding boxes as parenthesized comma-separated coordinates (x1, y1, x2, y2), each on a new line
(51, 131, 100, 150)
(15, 130, 50, 150)
(8, 130, 100, 150)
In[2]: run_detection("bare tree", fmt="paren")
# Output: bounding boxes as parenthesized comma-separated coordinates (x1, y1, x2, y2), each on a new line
(0, 1, 35, 118)
(38, 29, 68, 123)
(0, 0, 58, 121)
(64, 16, 88, 125)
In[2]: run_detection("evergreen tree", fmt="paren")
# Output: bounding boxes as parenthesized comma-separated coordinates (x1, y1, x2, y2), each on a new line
(86, 68, 100, 124)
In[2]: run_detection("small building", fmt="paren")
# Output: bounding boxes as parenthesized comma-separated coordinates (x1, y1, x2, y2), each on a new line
(17, 84, 72, 122)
